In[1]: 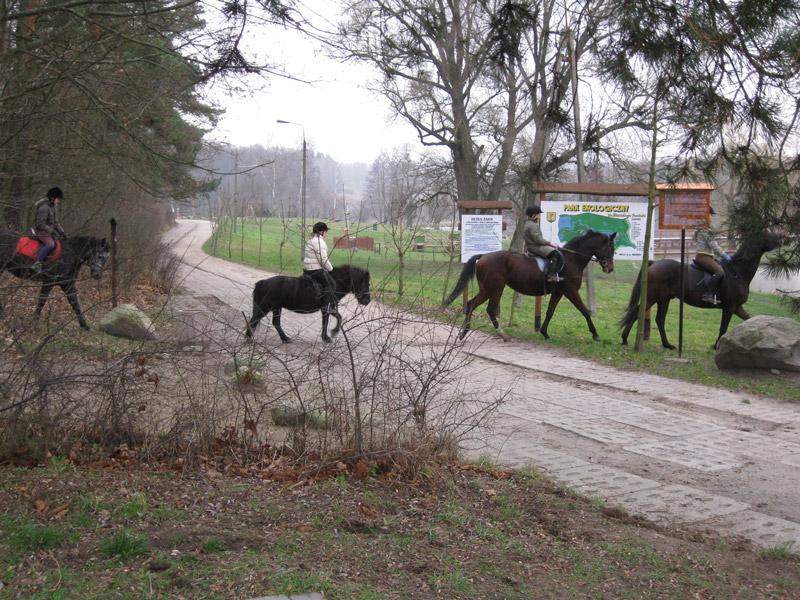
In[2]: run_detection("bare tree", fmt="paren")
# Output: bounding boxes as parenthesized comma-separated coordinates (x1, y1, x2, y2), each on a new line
(330, 0, 647, 220)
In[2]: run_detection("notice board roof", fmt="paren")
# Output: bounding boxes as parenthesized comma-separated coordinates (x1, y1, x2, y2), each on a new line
(532, 182, 714, 197)
(532, 182, 649, 196)
(457, 200, 513, 210)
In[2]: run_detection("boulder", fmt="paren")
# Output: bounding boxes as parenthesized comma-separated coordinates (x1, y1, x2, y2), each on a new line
(715, 315, 800, 373)
(98, 303, 156, 341)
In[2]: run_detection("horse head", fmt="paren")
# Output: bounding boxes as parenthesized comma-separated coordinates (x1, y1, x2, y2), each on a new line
(86, 237, 111, 280)
(591, 231, 617, 274)
(354, 269, 371, 306)
(733, 229, 785, 261)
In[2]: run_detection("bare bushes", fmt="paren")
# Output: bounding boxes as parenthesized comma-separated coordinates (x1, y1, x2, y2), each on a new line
(0, 291, 509, 475)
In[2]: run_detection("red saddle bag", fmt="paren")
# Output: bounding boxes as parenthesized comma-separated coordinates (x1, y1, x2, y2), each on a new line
(15, 237, 62, 261)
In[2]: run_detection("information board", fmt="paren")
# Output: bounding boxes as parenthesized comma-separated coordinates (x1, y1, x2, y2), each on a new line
(658, 190, 710, 229)
(539, 200, 653, 260)
(460, 214, 503, 262)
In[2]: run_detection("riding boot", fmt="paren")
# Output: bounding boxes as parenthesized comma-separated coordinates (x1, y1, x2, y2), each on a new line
(702, 273, 722, 304)
(546, 258, 562, 282)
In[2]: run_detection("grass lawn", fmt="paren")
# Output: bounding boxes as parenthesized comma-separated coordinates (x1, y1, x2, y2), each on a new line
(202, 217, 800, 401)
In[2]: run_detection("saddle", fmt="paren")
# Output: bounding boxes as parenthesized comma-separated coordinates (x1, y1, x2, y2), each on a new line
(687, 260, 723, 292)
(15, 236, 62, 261)
(525, 253, 559, 294)
(301, 271, 334, 304)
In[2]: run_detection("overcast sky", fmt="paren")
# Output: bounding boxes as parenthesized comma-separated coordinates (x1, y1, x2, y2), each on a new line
(205, 5, 419, 165)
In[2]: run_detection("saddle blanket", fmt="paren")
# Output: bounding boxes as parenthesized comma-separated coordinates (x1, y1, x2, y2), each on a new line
(15, 237, 62, 261)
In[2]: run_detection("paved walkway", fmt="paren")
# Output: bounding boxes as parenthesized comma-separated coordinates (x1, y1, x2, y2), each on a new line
(168, 220, 800, 552)
(459, 336, 800, 551)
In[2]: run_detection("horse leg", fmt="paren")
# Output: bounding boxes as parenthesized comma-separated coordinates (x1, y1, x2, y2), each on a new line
(245, 303, 266, 339)
(272, 309, 292, 343)
(459, 290, 488, 340)
(33, 284, 55, 321)
(563, 288, 603, 342)
(486, 294, 510, 341)
(321, 310, 333, 343)
(329, 309, 343, 338)
(654, 300, 675, 350)
(59, 282, 91, 330)
(734, 305, 751, 321)
(539, 292, 563, 340)
(715, 306, 737, 349)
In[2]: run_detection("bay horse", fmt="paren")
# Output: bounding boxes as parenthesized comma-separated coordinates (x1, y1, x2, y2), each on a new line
(443, 231, 617, 341)
(245, 265, 371, 343)
(0, 228, 111, 330)
(619, 230, 785, 349)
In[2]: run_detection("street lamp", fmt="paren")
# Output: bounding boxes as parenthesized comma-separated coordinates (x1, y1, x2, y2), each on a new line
(277, 119, 306, 258)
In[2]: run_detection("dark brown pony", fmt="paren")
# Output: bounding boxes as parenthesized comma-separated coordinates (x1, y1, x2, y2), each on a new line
(443, 231, 617, 341)
(619, 230, 785, 349)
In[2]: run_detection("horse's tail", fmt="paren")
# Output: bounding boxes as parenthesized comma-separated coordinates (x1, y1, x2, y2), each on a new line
(617, 262, 651, 330)
(442, 254, 481, 307)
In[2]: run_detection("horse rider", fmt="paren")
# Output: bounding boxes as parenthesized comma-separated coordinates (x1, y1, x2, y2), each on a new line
(694, 206, 731, 304)
(523, 205, 563, 282)
(32, 186, 67, 273)
(303, 221, 337, 311)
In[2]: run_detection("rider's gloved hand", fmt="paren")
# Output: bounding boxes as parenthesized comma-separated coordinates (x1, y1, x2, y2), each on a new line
(722, 253, 732, 261)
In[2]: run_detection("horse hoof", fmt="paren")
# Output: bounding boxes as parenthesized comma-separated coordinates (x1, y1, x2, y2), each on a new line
(323, 337, 333, 344)
(280, 337, 292, 343)
(593, 336, 601, 342)
(621, 340, 628, 346)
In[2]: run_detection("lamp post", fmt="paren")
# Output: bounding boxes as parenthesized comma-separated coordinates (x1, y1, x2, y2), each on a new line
(277, 119, 306, 258)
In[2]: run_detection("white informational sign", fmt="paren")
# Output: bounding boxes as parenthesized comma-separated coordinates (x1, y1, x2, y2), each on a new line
(460, 214, 503, 262)
(539, 200, 654, 260)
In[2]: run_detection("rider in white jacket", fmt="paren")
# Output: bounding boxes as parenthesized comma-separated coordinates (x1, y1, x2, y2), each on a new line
(303, 222, 336, 310)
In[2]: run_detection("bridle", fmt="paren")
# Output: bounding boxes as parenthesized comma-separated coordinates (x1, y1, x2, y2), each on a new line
(559, 241, 614, 268)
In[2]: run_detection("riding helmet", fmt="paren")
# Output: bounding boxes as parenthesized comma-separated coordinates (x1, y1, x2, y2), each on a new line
(46, 187, 64, 200)
(525, 205, 543, 217)
(312, 222, 329, 234)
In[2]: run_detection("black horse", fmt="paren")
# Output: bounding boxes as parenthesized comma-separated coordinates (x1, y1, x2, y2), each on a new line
(245, 265, 371, 343)
(619, 230, 786, 349)
(0, 228, 111, 330)
(443, 231, 617, 341)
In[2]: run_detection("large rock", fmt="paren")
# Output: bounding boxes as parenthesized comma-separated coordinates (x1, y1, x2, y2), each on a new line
(98, 303, 156, 340)
(715, 315, 800, 372)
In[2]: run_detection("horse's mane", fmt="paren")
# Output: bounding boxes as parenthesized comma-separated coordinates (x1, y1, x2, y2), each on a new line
(731, 230, 783, 261)
(331, 264, 369, 285)
(563, 230, 603, 249)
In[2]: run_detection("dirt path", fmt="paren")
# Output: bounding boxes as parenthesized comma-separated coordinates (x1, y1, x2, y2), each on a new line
(165, 220, 800, 551)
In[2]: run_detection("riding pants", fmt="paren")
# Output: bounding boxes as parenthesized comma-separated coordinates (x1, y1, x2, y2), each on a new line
(694, 253, 723, 277)
(304, 269, 336, 308)
(35, 234, 55, 262)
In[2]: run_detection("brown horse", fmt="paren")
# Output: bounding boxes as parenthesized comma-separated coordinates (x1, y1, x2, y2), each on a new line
(619, 230, 786, 349)
(443, 231, 617, 341)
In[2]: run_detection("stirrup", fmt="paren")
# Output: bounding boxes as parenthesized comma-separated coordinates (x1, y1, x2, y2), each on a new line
(31, 261, 42, 274)
(702, 293, 719, 304)
(547, 274, 563, 282)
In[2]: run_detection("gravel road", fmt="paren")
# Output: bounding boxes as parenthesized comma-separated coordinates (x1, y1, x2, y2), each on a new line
(165, 219, 800, 551)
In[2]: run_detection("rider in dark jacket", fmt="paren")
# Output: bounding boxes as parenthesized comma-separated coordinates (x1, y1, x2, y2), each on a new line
(32, 187, 67, 272)
(523, 205, 563, 282)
